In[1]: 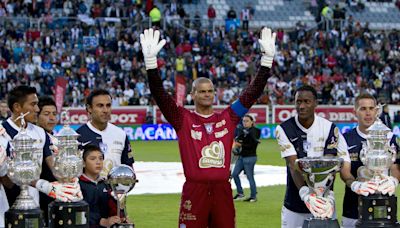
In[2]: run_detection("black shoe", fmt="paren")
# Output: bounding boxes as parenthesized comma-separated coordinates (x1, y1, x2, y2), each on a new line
(243, 197, 257, 202)
(233, 194, 245, 200)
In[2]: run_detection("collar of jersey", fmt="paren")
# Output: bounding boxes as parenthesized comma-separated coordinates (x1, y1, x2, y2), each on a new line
(194, 110, 214, 118)
(356, 126, 368, 139)
(80, 173, 104, 184)
(294, 114, 317, 133)
(87, 121, 109, 134)
(7, 117, 30, 132)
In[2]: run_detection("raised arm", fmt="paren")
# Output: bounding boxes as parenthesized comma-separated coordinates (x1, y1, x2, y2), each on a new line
(237, 28, 276, 110)
(141, 29, 183, 130)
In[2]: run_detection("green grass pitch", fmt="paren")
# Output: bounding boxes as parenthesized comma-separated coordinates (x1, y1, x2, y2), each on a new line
(126, 139, 400, 228)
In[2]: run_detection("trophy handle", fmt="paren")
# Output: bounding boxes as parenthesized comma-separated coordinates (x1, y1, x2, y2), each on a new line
(360, 142, 368, 164)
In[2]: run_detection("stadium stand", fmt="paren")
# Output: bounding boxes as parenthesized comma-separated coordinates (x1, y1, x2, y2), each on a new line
(0, 0, 399, 107)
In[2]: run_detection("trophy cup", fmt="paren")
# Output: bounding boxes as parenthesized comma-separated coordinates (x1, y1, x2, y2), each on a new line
(5, 113, 44, 228)
(48, 111, 89, 228)
(356, 106, 399, 227)
(107, 165, 138, 228)
(296, 157, 343, 228)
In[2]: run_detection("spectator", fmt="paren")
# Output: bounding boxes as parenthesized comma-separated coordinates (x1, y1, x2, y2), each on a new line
(394, 111, 400, 124)
(227, 7, 237, 19)
(380, 104, 393, 129)
(207, 4, 216, 30)
(149, 5, 162, 28)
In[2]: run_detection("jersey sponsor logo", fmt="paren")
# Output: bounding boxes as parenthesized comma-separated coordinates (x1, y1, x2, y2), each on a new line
(216, 119, 226, 128)
(204, 123, 214, 134)
(191, 130, 202, 141)
(350, 152, 359, 161)
(192, 124, 201, 128)
(113, 141, 123, 146)
(327, 127, 339, 149)
(199, 141, 225, 168)
(215, 128, 228, 138)
(348, 145, 357, 150)
(82, 141, 92, 147)
(101, 159, 113, 178)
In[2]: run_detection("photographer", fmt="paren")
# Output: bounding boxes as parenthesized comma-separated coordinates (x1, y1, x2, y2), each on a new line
(232, 114, 261, 202)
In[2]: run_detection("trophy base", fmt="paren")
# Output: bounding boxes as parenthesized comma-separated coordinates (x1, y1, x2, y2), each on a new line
(356, 194, 399, 227)
(111, 223, 135, 228)
(48, 200, 89, 228)
(4, 208, 44, 228)
(302, 218, 340, 228)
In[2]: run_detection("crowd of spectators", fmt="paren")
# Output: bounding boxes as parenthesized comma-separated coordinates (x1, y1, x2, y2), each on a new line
(0, 0, 399, 108)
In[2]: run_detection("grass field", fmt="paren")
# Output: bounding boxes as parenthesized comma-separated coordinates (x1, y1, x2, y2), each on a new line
(126, 139, 400, 228)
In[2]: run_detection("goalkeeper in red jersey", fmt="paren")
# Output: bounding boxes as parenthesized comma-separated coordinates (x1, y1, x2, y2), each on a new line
(140, 27, 276, 228)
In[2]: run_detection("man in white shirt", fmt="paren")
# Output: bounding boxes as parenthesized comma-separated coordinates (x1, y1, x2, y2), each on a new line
(276, 85, 351, 227)
(0, 86, 81, 220)
(77, 89, 134, 178)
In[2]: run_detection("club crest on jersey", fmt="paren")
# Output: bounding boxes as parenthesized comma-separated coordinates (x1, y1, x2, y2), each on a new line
(99, 142, 108, 154)
(204, 123, 214, 134)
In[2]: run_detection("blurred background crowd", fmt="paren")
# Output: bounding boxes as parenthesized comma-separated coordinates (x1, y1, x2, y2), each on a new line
(0, 0, 399, 107)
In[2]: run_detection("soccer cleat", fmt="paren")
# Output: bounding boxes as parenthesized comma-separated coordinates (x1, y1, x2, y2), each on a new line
(233, 194, 245, 200)
(244, 197, 257, 202)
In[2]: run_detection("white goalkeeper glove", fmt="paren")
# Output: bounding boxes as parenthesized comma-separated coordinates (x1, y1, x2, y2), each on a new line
(378, 176, 399, 196)
(140, 28, 166, 70)
(0, 144, 7, 177)
(299, 186, 329, 218)
(351, 180, 378, 196)
(36, 179, 82, 202)
(258, 27, 276, 68)
(319, 190, 335, 219)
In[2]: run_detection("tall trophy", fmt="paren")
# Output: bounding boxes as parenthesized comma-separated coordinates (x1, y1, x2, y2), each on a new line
(356, 106, 399, 227)
(48, 111, 89, 228)
(296, 157, 343, 228)
(5, 113, 44, 227)
(107, 165, 138, 228)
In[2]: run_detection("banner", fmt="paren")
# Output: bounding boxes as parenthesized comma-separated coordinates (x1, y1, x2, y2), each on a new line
(54, 122, 363, 141)
(155, 105, 269, 124)
(60, 107, 148, 125)
(54, 77, 68, 114)
(273, 105, 356, 123)
(175, 75, 186, 107)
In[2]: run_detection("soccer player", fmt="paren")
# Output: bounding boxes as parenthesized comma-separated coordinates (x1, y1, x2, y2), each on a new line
(140, 27, 275, 227)
(341, 93, 400, 228)
(77, 89, 134, 178)
(36, 96, 59, 225)
(0, 137, 9, 227)
(276, 85, 351, 227)
(0, 86, 81, 209)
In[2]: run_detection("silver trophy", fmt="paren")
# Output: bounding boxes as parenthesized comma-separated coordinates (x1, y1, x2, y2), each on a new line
(48, 110, 89, 228)
(108, 165, 138, 228)
(296, 156, 343, 228)
(5, 112, 44, 227)
(359, 106, 396, 183)
(356, 105, 399, 227)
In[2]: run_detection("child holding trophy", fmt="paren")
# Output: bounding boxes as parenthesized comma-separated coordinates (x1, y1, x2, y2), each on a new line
(79, 145, 121, 227)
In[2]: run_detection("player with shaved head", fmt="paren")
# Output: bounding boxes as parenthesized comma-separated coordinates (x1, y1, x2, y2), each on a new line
(140, 27, 276, 228)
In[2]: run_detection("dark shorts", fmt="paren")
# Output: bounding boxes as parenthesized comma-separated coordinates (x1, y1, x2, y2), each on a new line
(178, 180, 235, 228)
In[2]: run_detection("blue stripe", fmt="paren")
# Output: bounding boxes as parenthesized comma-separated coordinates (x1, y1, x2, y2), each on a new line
(231, 99, 248, 117)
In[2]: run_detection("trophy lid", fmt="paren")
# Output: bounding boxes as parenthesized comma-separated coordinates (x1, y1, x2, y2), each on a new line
(57, 109, 79, 138)
(366, 104, 391, 135)
(11, 112, 36, 150)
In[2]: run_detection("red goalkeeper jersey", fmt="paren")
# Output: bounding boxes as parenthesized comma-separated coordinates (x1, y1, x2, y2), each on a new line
(147, 66, 270, 182)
